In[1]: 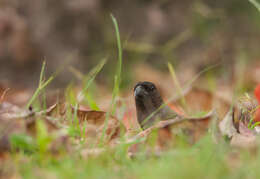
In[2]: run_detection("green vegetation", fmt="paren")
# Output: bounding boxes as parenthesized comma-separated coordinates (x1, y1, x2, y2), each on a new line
(9, 134, 260, 179)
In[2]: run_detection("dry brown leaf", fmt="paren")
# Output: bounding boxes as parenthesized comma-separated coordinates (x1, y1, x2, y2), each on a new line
(71, 105, 124, 143)
(157, 111, 213, 148)
(0, 102, 33, 120)
(219, 110, 237, 138)
(183, 88, 213, 112)
(219, 103, 259, 149)
(127, 111, 213, 156)
(173, 87, 230, 119)
(230, 134, 257, 149)
(129, 111, 213, 149)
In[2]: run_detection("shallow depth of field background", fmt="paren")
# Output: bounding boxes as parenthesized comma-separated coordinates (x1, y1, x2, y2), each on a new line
(2, 1, 260, 179)
(0, 0, 260, 92)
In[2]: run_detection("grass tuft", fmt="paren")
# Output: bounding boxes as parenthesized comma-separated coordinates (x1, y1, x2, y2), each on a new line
(26, 61, 57, 109)
(99, 15, 123, 145)
(168, 62, 187, 112)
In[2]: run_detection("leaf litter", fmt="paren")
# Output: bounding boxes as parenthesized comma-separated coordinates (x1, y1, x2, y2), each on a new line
(1, 62, 260, 178)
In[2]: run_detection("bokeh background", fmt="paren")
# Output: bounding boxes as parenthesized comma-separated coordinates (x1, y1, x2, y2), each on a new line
(0, 0, 260, 91)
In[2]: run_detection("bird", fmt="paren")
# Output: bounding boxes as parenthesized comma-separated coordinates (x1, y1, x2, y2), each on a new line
(134, 81, 179, 129)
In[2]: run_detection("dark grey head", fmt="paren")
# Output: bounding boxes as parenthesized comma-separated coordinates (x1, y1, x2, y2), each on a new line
(134, 82, 164, 129)
(134, 81, 178, 129)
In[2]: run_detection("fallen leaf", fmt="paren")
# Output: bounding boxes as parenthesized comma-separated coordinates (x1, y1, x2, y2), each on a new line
(129, 111, 213, 151)
(219, 109, 238, 138)
(230, 134, 256, 149)
(71, 105, 124, 142)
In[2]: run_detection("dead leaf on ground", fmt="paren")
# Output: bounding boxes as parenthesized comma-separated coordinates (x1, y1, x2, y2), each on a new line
(0, 102, 70, 154)
(219, 109, 237, 138)
(173, 87, 230, 119)
(219, 103, 259, 149)
(71, 105, 124, 143)
(128, 111, 213, 154)
(0, 102, 33, 120)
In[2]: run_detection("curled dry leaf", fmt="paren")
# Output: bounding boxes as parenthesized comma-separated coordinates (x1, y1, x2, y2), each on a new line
(219, 109, 237, 138)
(219, 103, 259, 149)
(71, 105, 124, 143)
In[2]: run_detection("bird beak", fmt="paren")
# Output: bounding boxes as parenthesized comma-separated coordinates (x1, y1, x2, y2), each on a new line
(134, 85, 142, 97)
(135, 85, 145, 97)
(134, 85, 148, 97)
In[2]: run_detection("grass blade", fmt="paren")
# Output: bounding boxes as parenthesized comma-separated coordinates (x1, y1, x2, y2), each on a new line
(99, 15, 123, 145)
(39, 60, 46, 87)
(77, 58, 107, 107)
(111, 14, 122, 80)
(26, 60, 66, 109)
(168, 62, 187, 111)
(249, 0, 260, 12)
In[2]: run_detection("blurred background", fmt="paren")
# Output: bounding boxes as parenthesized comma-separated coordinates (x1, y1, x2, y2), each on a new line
(0, 0, 260, 93)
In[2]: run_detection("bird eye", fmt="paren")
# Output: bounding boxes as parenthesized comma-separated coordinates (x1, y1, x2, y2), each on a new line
(150, 85, 155, 91)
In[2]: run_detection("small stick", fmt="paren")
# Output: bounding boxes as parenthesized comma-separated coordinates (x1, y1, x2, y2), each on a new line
(134, 110, 213, 140)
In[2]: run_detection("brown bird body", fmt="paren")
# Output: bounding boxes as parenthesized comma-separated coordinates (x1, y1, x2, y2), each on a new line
(134, 81, 179, 129)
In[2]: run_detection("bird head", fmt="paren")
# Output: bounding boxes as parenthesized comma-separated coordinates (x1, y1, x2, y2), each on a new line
(134, 81, 172, 129)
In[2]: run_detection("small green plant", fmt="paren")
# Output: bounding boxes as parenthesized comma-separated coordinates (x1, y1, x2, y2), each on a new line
(26, 61, 56, 109)
(36, 119, 53, 154)
(10, 134, 35, 153)
(99, 14, 123, 145)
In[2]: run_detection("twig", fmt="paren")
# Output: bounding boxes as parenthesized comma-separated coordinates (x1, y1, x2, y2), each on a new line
(131, 110, 213, 141)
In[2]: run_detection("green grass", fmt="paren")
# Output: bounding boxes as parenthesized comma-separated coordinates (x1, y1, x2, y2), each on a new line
(26, 61, 53, 109)
(249, 0, 260, 12)
(168, 62, 188, 112)
(8, 133, 260, 179)
(99, 14, 123, 145)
